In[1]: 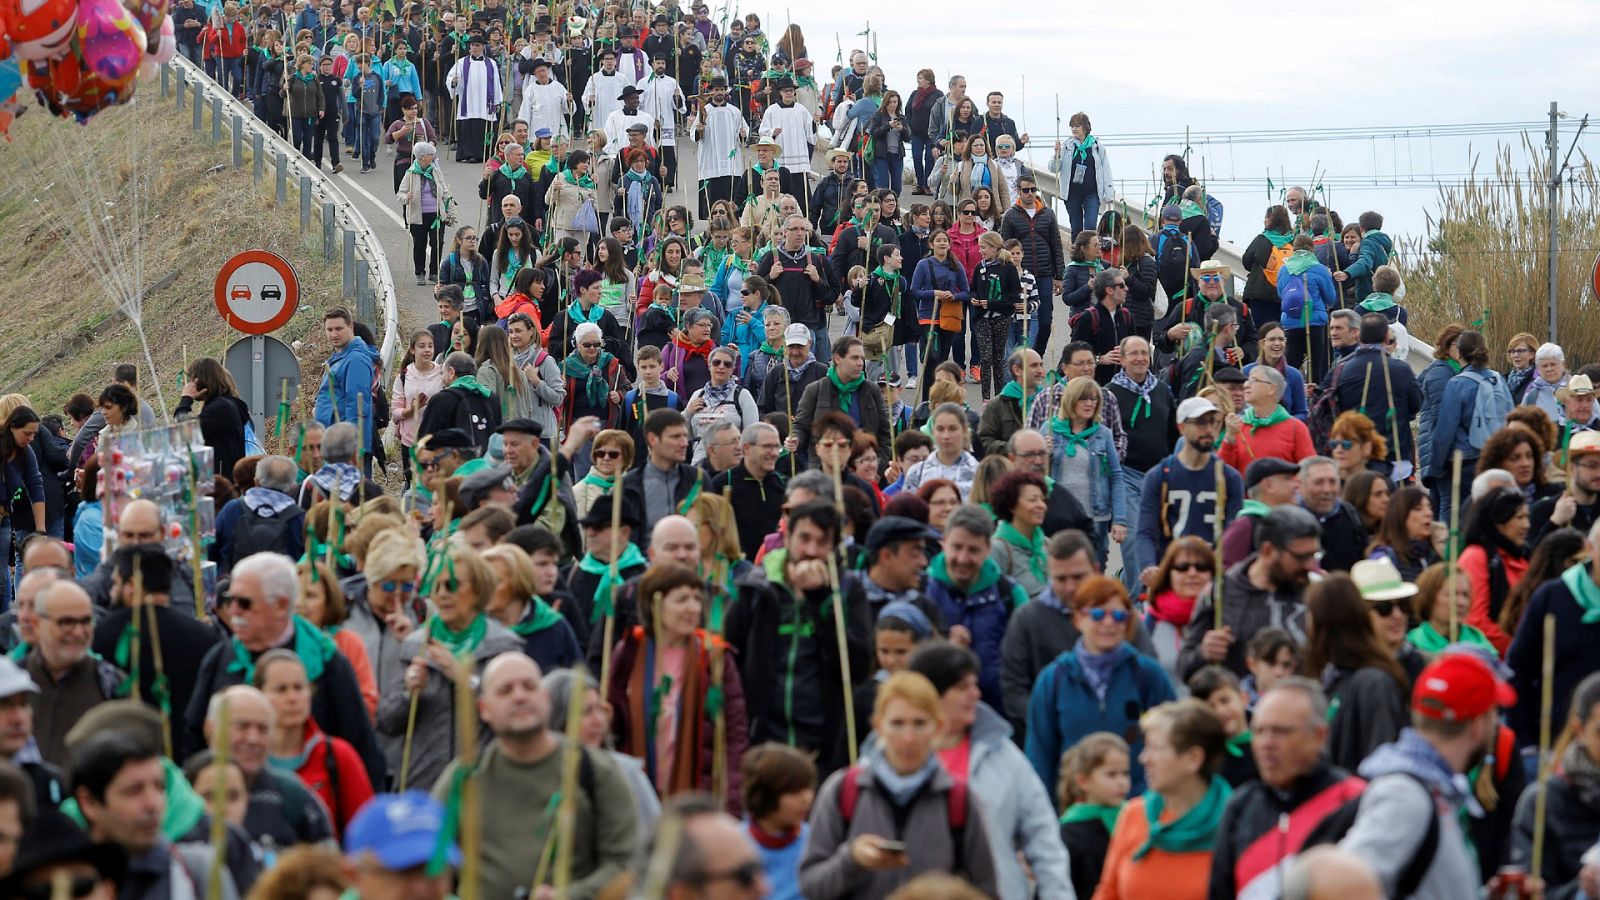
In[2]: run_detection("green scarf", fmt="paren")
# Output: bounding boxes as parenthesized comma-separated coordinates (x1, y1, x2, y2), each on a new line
(1561, 562, 1600, 624)
(448, 374, 492, 398)
(566, 299, 605, 325)
(1283, 248, 1319, 276)
(563, 168, 597, 189)
(1061, 801, 1120, 832)
(1067, 259, 1102, 270)
(1262, 229, 1294, 248)
(1241, 404, 1290, 430)
(428, 613, 489, 656)
(1407, 621, 1495, 654)
(999, 378, 1042, 422)
(6, 642, 27, 662)
(579, 543, 648, 622)
(561, 350, 617, 408)
(1048, 417, 1100, 457)
(579, 471, 616, 492)
(1239, 499, 1273, 519)
(1359, 292, 1397, 312)
(499, 162, 528, 182)
(928, 554, 1030, 612)
(1133, 775, 1231, 859)
(225, 616, 335, 684)
(1226, 730, 1252, 758)
(757, 340, 782, 357)
(995, 521, 1046, 586)
(1179, 199, 1206, 221)
(1072, 134, 1098, 161)
(510, 597, 566, 636)
(827, 365, 866, 411)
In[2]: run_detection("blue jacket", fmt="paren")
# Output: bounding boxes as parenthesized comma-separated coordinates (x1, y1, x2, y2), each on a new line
(1277, 260, 1336, 329)
(1024, 643, 1176, 793)
(1416, 358, 1458, 477)
(726, 302, 769, 371)
(314, 337, 381, 454)
(909, 256, 970, 323)
(925, 555, 1027, 711)
(1245, 362, 1309, 420)
(1048, 422, 1127, 523)
(383, 59, 421, 101)
(1429, 364, 1505, 478)
(1340, 230, 1393, 299)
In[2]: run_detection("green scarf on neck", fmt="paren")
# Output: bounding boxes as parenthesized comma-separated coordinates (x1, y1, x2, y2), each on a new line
(1283, 248, 1318, 276)
(1239, 499, 1272, 519)
(564, 168, 597, 189)
(562, 350, 617, 408)
(999, 378, 1042, 422)
(428, 613, 489, 656)
(580, 543, 648, 622)
(407, 159, 436, 178)
(579, 471, 615, 491)
(1226, 730, 1252, 758)
(1262, 229, 1294, 248)
(1359, 292, 1397, 312)
(510, 597, 566, 636)
(1562, 561, 1600, 624)
(1133, 775, 1231, 859)
(1240, 404, 1290, 430)
(567, 299, 605, 325)
(1407, 621, 1495, 654)
(225, 616, 335, 684)
(1179, 199, 1206, 221)
(1061, 801, 1120, 832)
(448, 374, 492, 398)
(757, 340, 782, 357)
(995, 520, 1046, 586)
(827, 365, 866, 411)
(1048, 417, 1100, 456)
(1072, 134, 1098, 161)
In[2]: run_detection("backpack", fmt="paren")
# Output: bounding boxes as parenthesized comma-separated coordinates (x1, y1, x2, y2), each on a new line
(229, 504, 305, 571)
(1262, 242, 1294, 287)
(1279, 271, 1310, 324)
(1458, 369, 1514, 450)
(838, 766, 969, 876)
(1301, 772, 1442, 899)
(1068, 304, 1131, 340)
(1155, 225, 1193, 291)
(1308, 361, 1345, 455)
(1206, 194, 1225, 234)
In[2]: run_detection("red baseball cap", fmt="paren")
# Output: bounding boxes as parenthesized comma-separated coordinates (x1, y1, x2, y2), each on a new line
(1412, 652, 1517, 722)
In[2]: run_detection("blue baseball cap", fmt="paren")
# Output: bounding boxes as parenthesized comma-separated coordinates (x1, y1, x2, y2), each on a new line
(345, 792, 461, 871)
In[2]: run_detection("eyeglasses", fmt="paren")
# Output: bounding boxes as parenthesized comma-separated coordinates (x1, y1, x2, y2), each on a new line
(1170, 561, 1208, 573)
(594, 448, 623, 460)
(960, 210, 976, 216)
(740, 288, 757, 295)
(695, 860, 764, 890)
(1018, 187, 1037, 194)
(1370, 599, 1409, 618)
(39, 613, 93, 629)
(1085, 608, 1129, 623)
(711, 359, 735, 368)
(378, 580, 416, 594)
(1328, 439, 1355, 451)
(21, 877, 100, 900)
(580, 342, 602, 349)
(1016, 449, 1048, 460)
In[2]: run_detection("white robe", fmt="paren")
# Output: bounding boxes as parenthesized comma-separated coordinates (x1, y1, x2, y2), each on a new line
(446, 54, 500, 121)
(584, 68, 632, 129)
(695, 102, 747, 179)
(517, 75, 571, 137)
(604, 108, 656, 157)
(635, 73, 684, 146)
(758, 102, 815, 173)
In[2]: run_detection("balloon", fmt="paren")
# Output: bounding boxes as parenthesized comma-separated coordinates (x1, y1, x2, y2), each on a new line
(153, 14, 175, 64)
(76, 0, 145, 84)
(0, 57, 22, 140)
(26, 52, 135, 123)
(4, 0, 79, 62)
(128, 0, 167, 53)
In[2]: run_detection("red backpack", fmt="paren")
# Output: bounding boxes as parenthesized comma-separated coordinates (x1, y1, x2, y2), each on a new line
(838, 766, 970, 874)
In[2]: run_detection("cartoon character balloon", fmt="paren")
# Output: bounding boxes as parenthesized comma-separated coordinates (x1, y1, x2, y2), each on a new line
(3, 0, 78, 61)
(76, 0, 145, 84)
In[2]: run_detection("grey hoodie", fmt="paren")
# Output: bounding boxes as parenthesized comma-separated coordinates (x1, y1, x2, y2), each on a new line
(1340, 729, 1481, 900)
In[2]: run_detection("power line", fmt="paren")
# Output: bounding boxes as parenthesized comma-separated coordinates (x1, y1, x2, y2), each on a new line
(1025, 121, 1595, 149)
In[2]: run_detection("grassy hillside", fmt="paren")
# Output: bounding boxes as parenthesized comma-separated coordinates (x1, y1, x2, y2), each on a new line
(0, 81, 348, 448)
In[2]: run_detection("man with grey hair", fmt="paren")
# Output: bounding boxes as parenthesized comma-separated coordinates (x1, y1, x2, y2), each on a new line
(419, 351, 502, 451)
(297, 423, 384, 509)
(202, 683, 334, 849)
(1007, 429, 1092, 536)
(760, 321, 826, 422)
(1471, 467, 1517, 502)
(23, 582, 121, 766)
(712, 422, 784, 559)
(644, 795, 767, 900)
(218, 455, 307, 570)
(183, 552, 384, 782)
(1328, 308, 1361, 362)
(1210, 677, 1366, 898)
(694, 419, 744, 478)
(925, 505, 1028, 711)
(1174, 298, 1245, 401)
(1298, 454, 1368, 573)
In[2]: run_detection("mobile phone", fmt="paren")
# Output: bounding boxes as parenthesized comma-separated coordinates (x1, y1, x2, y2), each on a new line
(875, 839, 907, 854)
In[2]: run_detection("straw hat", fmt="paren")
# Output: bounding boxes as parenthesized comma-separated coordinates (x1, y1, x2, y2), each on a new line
(1190, 259, 1232, 282)
(1351, 557, 1419, 603)
(1557, 374, 1597, 402)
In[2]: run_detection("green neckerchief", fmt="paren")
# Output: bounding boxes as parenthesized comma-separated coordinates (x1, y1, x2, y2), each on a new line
(1446, 359, 1464, 374)
(6, 642, 28, 662)
(225, 616, 334, 684)
(407, 159, 437, 178)
(995, 520, 1046, 586)
(428, 613, 489, 656)
(998, 378, 1041, 406)
(579, 471, 615, 491)
(562, 350, 617, 408)
(294, 71, 317, 85)
(1239, 499, 1273, 519)
(448, 374, 492, 398)
(1048, 417, 1100, 457)
(499, 162, 529, 182)
(1283, 248, 1319, 276)
(1262, 229, 1294, 248)
(1133, 775, 1231, 859)
(1179, 199, 1206, 221)
(563, 168, 597, 189)
(510, 597, 566, 636)
(1226, 730, 1252, 758)
(677, 473, 705, 515)
(1061, 801, 1120, 832)
(1407, 621, 1495, 655)
(757, 340, 782, 357)
(1359, 292, 1397, 312)
(1241, 404, 1291, 430)
(567, 299, 605, 325)
(1066, 259, 1102, 270)
(1561, 561, 1600, 624)
(827, 365, 866, 411)
(1072, 134, 1098, 161)
(580, 543, 648, 622)
(930, 552, 1003, 595)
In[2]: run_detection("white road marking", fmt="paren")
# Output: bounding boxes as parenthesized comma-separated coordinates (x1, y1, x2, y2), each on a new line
(338, 172, 407, 228)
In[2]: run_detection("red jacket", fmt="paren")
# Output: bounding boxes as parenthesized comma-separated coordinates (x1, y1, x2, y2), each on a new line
(1219, 415, 1315, 472)
(289, 718, 374, 836)
(202, 21, 248, 58)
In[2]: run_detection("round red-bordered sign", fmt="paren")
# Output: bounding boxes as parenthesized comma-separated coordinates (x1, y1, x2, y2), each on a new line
(214, 249, 300, 335)
(1592, 250, 1600, 302)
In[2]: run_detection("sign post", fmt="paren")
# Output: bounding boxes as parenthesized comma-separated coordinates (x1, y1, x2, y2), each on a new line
(216, 251, 302, 440)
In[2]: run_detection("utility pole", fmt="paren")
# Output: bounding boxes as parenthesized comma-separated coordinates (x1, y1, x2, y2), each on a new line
(1547, 100, 1560, 345)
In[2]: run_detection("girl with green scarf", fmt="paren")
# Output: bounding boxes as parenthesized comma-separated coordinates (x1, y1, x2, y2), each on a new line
(1405, 562, 1496, 656)
(1048, 376, 1129, 564)
(1059, 733, 1131, 899)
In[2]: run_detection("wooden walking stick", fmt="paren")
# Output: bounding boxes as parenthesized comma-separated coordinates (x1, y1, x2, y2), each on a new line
(1213, 457, 1225, 631)
(596, 480, 626, 701)
(129, 563, 145, 705)
(1532, 612, 1557, 880)
(548, 619, 590, 894)
(1447, 449, 1464, 643)
(783, 356, 797, 477)
(206, 697, 231, 900)
(826, 461, 858, 764)
(452, 652, 482, 900)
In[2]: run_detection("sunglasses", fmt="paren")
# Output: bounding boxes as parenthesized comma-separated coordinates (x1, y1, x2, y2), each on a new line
(1170, 561, 1208, 573)
(580, 342, 603, 349)
(41, 614, 93, 629)
(1085, 608, 1129, 623)
(421, 458, 443, 470)
(1018, 187, 1037, 194)
(1198, 274, 1223, 283)
(378, 580, 416, 594)
(1371, 599, 1409, 618)
(740, 288, 757, 295)
(21, 878, 99, 900)
(594, 448, 622, 460)
(223, 594, 253, 611)
(1328, 439, 1355, 451)
(960, 210, 976, 217)
(711, 359, 734, 368)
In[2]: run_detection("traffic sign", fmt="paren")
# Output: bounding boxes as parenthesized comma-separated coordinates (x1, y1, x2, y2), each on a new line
(1592, 249, 1600, 301)
(224, 334, 302, 442)
(215, 250, 299, 335)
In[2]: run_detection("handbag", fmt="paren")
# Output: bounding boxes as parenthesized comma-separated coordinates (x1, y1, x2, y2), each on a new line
(572, 198, 600, 234)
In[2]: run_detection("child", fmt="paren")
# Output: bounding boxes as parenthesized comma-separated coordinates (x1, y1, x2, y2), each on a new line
(1057, 732, 1131, 900)
(741, 743, 817, 900)
(609, 216, 639, 269)
(969, 233, 1020, 399)
(494, 267, 547, 331)
(852, 602, 936, 756)
(1004, 237, 1039, 358)
(860, 245, 907, 385)
(839, 264, 868, 337)
(1243, 627, 1298, 712)
(1062, 229, 1103, 314)
(619, 345, 682, 462)
(635, 283, 678, 350)
(1187, 665, 1258, 787)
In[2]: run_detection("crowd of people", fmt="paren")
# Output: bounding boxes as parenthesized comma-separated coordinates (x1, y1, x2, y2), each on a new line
(12, 1, 1600, 900)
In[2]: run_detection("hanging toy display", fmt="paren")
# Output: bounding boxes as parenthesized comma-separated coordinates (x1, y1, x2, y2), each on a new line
(0, 0, 169, 123)
(97, 418, 217, 607)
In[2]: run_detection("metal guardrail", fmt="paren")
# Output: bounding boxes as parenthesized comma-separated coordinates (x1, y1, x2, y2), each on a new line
(159, 57, 398, 373)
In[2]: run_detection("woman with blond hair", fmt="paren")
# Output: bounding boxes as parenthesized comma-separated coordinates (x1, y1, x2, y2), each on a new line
(1328, 410, 1392, 485)
(480, 542, 581, 670)
(1049, 376, 1127, 565)
(573, 429, 634, 520)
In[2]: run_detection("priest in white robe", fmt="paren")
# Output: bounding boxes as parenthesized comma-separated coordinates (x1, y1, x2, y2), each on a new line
(636, 54, 686, 189)
(446, 34, 502, 163)
(758, 78, 816, 202)
(515, 55, 572, 138)
(693, 75, 747, 218)
(583, 46, 632, 136)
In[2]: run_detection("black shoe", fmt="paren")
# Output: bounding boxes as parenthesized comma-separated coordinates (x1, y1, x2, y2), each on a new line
(333, 164, 343, 173)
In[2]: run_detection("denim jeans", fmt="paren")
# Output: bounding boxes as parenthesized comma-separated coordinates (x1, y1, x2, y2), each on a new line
(222, 57, 244, 96)
(811, 325, 830, 357)
(204, 57, 218, 81)
(910, 136, 935, 188)
(179, 42, 202, 65)
(871, 156, 904, 195)
(342, 101, 357, 149)
(1033, 275, 1055, 355)
(1119, 465, 1147, 594)
(291, 117, 316, 159)
(359, 113, 381, 167)
(1065, 192, 1101, 240)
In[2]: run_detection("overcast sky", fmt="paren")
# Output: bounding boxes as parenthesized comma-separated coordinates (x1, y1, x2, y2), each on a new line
(769, 0, 1600, 244)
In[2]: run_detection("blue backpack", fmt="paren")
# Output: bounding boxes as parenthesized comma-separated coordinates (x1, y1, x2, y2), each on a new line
(1205, 194, 1225, 234)
(1279, 272, 1310, 326)
(1459, 369, 1514, 450)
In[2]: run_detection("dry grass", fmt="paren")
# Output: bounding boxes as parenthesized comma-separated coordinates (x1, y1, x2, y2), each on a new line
(1399, 137, 1600, 359)
(0, 79, 346, 452)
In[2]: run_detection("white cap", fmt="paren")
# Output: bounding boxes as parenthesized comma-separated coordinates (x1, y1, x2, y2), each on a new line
(0, 656, 38, 699)
(1176, 396, 1220, 423)
(784, 323, 812, 346)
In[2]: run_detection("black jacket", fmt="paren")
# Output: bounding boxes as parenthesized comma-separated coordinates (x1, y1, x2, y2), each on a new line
(828, 223, 899, 286)
(711, 463, 785, 560)
(1207, 762, 1366, 900)
(1107, 377, 1179, 473)
(1070, 301, 1134, 385)
(176, 394, 251, 480)
(792, 372, 891, 463)
(93, 604, 224, 730)
(808, 173, 854, 234)
(755, 247, 836, 329)
(1122, 252, 1159, 335)
(479, 167, 538, 227)
(759, 358, 826, 418)
(621, 460, 706, 545)
(417, 383, 501, 451)
(1331, 347, 1423, 464)
(1315, 499, 1371, 574)
(1000, 203, 1065, 281)
(969, 259, 1018, 320)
